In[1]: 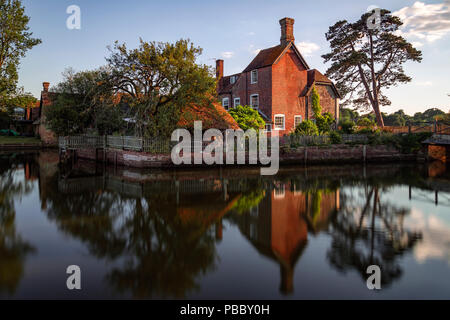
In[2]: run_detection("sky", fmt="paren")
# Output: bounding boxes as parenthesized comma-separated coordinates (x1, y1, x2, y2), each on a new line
(17, 0, 450, 115)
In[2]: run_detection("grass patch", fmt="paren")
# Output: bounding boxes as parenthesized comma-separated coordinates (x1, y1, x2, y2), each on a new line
(0, 136, 42, 145)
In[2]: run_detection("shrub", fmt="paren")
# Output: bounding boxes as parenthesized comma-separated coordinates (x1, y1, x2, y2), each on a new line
(316, 112, 335, 134)
(339, 119, 356, 134)
(228, 105, 265, 131)
(294, 120, 319, 136)
(329, 131, 342, 144)
(357, 117, 376, 127)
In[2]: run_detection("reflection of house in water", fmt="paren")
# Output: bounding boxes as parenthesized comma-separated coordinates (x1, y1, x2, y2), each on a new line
(232, 182, 339, 294)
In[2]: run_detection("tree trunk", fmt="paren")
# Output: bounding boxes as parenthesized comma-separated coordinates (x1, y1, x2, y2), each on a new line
(369, 33, 385, 128)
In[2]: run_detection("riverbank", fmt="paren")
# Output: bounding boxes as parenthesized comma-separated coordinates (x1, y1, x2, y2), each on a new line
(72, 143, 423, 168)
(0, 136, 42, 150)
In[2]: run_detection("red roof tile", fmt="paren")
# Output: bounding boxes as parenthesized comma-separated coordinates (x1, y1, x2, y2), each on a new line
(243, 44, 287, 73)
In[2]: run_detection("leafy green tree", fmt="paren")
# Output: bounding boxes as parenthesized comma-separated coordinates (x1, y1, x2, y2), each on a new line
(339, 119, 356, 134)
(0, 0, 41, 101)
(322, 9, 422, 127)
(45, 68, 124, 136)
(340, 108, 359, 122)
(357, 117, 376, 127)
(294, 120, 319, 136)
(228, 105, 265, 131)
(106, 39, 216, 137)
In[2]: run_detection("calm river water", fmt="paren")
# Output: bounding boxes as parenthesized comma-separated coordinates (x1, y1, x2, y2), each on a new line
(1, 150, 449, 299)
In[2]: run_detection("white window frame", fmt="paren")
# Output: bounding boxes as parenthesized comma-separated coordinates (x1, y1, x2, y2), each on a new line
(250, 70, 258, 84)
(274, 114, 285, 130)
(294, 115, 302, 128)
(222, 97, 230, 110)
(250, 94, 259, 109)
(274, 184, 285, 199)
(265, 124, 272, 132)
(230, 76, 236, 84)
(234, 97, 240, 107)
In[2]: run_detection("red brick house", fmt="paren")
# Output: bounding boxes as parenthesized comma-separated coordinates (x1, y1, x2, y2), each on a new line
(217, 17, 341, 135)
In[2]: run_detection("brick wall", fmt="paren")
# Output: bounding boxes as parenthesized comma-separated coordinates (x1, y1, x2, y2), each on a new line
(308, 84, 338, 120)
(73, 144, 418, 169)
(38, 90, 57, 146)
(272, 48, 308, 135)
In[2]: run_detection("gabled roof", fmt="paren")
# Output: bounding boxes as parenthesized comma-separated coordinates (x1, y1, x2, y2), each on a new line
(243, 42, 310, 73)
(303, 69, 342, 99)
(218, 74, 241, 95)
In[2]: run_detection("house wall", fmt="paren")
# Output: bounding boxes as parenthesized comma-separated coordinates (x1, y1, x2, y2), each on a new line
(271, 48, 308, 135)
(307, 84, 338, 121)
(38, 90, 57, 146)
(219, 66, 273, 119)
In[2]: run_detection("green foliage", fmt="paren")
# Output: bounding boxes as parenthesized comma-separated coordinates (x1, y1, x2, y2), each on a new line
(310, 86, 335, 134)
(340, 108, 359, 122)
(436, 112, 450, 125)
(232, 190, 266, 214)
(339, 119, 356, 134)
(316, 112, 335, 134)
(329, 131, 342, 144)
(45, 68, 124, 136)
(323, 9, 422, 126)
(107, 38, 216, 137)
(0, 0, 41, 100)
(311, 86, 322, 117)
(367, 131, 433, 153)
(228, 105, 265, 131)
(357, 117, 375, 127)
(294, 120, 319, 136)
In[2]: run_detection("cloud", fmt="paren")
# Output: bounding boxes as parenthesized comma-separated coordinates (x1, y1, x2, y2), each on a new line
(405, 208, 450, 264)
(393, 1, 450, 43)
(411, 41, 424, 48)
(415, 80, 433, 86)
(247, 32, 256, 36)
(295, 41, 320, 57)
(248, 44, 262, 55)
(221, 51, 234, 59)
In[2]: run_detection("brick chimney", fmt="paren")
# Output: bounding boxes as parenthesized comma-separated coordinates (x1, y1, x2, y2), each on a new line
(280, 17, 295, 46)
(42, 82, 50, 92)
(216, 59, 224, 80)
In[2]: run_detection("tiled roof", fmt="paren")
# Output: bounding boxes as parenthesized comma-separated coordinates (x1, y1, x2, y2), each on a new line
(303, 69, 341, 98)
(218, 74, 241, 95)
(243, 44, 288, 73)
(307, 69, 333, 86)
(178, 101, 240, 131)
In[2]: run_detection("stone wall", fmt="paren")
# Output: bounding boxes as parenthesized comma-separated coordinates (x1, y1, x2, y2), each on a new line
(73, 144, 417, 169)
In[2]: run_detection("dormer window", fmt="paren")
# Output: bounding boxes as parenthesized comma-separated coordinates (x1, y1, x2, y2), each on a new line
(251, 70, 258, 84)
(230, 76, 236, 84)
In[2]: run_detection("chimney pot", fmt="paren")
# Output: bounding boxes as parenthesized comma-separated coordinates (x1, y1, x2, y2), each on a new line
(280, 17, 295, 46)
(216, 59, 224, 80)
(43, 82, 50, 92)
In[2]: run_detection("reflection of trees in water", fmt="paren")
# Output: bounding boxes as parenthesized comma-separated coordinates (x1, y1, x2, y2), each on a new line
(328, 186, 422, 286)
(43, 176, 219, 298)
(0, 157, 36, 296)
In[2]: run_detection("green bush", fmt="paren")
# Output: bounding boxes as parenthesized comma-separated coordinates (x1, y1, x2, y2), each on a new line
(357, 117, 376, 127)
(316, 112, 335, 134)
(329, 131, 342, 144)
(339, 119, 356, 134)
(294, 120, 319, 136)
(228, 105, 265, 131)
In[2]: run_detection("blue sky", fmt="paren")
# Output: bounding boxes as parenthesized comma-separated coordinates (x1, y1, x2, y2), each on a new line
(18, 0, 450, 115)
